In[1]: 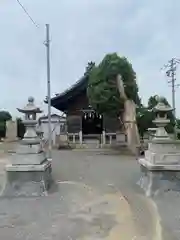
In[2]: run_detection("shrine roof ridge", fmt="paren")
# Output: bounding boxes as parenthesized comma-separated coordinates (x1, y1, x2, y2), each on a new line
(45, 75, 88, 102)
(44, 75, 89, 112)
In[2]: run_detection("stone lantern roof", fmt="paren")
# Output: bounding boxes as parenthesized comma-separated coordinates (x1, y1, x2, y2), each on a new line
(153, 96, 173, 113)
(17, 96, 42, 114)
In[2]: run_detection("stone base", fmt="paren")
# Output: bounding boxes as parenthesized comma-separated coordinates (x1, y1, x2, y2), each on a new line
(9, 152, 46, 165)
(2, 161, 53, 197)
(139, 157, 180, 171)
(138, 159, 180, 197)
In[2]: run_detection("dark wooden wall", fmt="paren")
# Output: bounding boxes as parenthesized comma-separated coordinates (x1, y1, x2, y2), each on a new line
(65, 91, 123, 133)
(67, 91, 88, 116)
(66, 91, 87, 133)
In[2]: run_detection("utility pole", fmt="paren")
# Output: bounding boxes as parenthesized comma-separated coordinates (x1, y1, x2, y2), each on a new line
(162, 57, 180, 138)
(44, 24, 52, 160)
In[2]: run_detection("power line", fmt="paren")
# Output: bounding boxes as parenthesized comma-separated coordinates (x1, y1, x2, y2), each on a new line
(16, 0, 39, 28)
(161, 58, 180, 118)
(44, 24, 52, 160)
(161, 57, 180, 139)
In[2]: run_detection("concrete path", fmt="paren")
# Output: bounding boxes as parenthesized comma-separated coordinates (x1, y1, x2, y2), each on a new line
(0, 148, 168, 239)
(52, 150, 162, 239)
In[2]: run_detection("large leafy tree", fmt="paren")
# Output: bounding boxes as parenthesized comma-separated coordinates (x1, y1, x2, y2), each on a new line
(87, 53, 140, 117)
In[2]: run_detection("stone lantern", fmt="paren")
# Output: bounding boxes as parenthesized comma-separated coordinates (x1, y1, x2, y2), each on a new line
(3, 97, 52, 197)
(138, 96, 180, 197)
(152, 96, 173, 140)
(15, 96, 44, 162)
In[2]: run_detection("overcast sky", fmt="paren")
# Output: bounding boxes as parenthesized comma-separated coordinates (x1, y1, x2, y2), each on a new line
(0, 0, 180, 118)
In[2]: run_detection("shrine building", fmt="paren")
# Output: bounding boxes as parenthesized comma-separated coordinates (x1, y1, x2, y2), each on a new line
(48, 75, 126, 145)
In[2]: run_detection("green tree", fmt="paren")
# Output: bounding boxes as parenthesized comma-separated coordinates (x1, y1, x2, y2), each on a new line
(176, 119, 180, 128)
(176, 119, 180, 139)
(87, 53, 140, 117)
(136, 107, 154, 139)
(0, 111, 12, 121)
(148, 95, 169, 110)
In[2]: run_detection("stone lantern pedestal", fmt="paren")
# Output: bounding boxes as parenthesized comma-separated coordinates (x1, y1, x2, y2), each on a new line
(138, 96, 180, 197)
(2, 97, 53, 197)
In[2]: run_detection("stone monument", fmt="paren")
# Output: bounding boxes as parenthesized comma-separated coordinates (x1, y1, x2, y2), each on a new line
(5, 120, 18, 142)
(3, 97, 52, 197)
(138, 96, 180, 197)
(117, 74, 140, 154)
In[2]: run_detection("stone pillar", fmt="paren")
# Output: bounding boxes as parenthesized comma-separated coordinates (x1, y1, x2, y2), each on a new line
(3, 96, 53, 197)
(102, 130, 106, 145)
(52, 130, 56, 146)
(72, 134, 76, 144)
(123, 100, 140, 154)
(79, 130, 83, 144)
(6, 120, 18, 142)
(109, 135, 112, 145)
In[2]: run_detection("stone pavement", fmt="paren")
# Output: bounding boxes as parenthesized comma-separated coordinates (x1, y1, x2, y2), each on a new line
(0, 182, 144, 240)
(0, 147, 175, 239)
(154, 192, 180, 240)
(0, 148, 159, 240)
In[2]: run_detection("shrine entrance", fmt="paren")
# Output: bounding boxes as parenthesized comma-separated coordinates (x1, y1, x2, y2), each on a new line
(81, 106, 103, 135)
